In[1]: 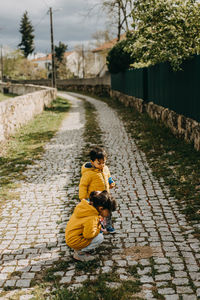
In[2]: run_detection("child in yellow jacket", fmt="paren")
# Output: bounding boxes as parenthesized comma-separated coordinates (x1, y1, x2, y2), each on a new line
(65, 190, 117, 261)
(79, 147, 116, 233)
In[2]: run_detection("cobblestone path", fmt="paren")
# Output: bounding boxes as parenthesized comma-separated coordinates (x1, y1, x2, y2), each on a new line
(0, 92, 199, 299)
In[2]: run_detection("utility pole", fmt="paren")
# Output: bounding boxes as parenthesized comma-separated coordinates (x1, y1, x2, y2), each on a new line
(49, 7, 56, 87)
(82, 44, 85, 79)
(0, 45, 3, 82)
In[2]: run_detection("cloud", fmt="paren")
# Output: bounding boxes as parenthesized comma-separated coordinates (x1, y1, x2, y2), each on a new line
(0, 0, 107, 53)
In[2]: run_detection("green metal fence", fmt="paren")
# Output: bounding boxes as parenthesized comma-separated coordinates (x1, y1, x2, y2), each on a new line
(111, 68, 146, 100)
(111, 55, 200, 122)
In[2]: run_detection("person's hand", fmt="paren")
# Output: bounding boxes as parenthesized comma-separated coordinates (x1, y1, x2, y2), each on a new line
(109, 182, 115, 189)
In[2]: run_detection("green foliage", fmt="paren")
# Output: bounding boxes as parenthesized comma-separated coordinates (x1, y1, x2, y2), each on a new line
(126, 0, 200, 70)
(3, 50, 46, 80)
(55, 41, 68, 63)
(54, 41, 68, 79)
(0, 92, 16, 102)
(107, 39, 134, 73)
(18, 11, 35, 58)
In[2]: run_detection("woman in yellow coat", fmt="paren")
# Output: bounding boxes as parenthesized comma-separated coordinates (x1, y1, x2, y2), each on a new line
(65, 190, 116, 262)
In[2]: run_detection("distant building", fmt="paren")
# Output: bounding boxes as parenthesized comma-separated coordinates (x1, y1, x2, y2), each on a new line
(31, 51, 85, 78)
(92, 34, 126, 77)
(30, 34, 126, 79)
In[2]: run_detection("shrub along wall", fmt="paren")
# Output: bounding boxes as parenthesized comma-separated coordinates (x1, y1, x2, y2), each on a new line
(0, 83, 56, 142)
(110, 89, 200, 152)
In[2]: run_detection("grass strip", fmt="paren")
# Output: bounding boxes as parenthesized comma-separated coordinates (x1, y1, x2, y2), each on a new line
(0, 96, 70, 210)
(75, 99, 104, 164)
(0, 92, 18, 102)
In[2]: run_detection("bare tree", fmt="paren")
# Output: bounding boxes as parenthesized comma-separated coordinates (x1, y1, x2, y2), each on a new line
(91, 30, 114, 47)
(102, 0, 133, 40)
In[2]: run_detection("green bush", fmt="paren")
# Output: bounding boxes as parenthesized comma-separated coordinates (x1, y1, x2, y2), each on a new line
(106, 39, 134, 74)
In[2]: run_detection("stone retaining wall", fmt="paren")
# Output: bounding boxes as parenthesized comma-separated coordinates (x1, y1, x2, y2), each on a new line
(110, 90, 200, 152)
(0, 82, 56, 142)
(10, 74, 111, 97)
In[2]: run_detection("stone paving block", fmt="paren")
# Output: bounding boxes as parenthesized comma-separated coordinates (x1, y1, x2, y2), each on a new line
(172, 264, 185, 271)
(16, 279, 31, 288)
(196, 288, 200, 297)
(174, 271, 187, 277)
(60, 276, 72, 284)
(182, 295, 197, 300)
(164, 295, 179, 300)
(4, 280, 16, 287)
(154, 264, 170, 273)
(115, 260, 127, 267)
(74, 275, 88, 283)
(158, 288, 176, 295)
(172, 278, 189, 285)
(176, 286, 193, 294)
(155, 273, 172, 281)
(140, 276, 154, 283)
(21, 273, 35, 279)
(101, 266, 112, 273)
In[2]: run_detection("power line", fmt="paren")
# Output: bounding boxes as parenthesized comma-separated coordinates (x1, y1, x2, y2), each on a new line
(34, 10, 49, 29)
(42, 0, 49, 9)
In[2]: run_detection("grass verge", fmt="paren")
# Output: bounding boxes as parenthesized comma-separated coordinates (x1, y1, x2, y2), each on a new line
(77, 99, 104, 163)
(0, 96, 70, 211)
(0, 92, 17, 102)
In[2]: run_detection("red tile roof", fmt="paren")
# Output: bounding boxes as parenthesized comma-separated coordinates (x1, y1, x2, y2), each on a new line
(92, 33, 126, 53)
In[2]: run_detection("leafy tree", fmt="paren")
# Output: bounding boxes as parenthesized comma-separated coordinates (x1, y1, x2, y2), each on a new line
(126, 0, 200, 70)
(107, 39, 134, 73)
(54, 42, 68, 79)
(18, 11, 35, 58)
(3, 50, 46, 80)
(55, 42, 68, 63)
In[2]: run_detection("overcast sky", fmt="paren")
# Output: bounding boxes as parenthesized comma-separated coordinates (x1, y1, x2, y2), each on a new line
(0, 0, 108, 54)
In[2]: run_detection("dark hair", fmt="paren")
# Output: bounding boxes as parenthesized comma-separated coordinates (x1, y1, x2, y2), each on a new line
(89, 190, 117, 212)
(89, 147, 107, 162)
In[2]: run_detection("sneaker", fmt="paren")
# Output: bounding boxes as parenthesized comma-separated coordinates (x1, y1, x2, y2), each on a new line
(106, 227, 116, 234)
(73, 250, 95, 262)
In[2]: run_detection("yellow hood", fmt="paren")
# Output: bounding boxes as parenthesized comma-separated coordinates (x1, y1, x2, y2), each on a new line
(65, 200, 101, 250)
(73, 199, 99, 218)
(81, 162, 100, 174)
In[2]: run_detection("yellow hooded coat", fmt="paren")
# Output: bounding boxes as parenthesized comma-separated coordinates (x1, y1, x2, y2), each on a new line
(65, 199, 101, 250)
(79, 162, 112, 200)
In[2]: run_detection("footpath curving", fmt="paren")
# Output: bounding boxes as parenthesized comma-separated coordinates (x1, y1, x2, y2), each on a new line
(0, 92, 199, 299)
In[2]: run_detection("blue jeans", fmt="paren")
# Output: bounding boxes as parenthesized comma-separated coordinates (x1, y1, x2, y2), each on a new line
(81, 233, 104, 252)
